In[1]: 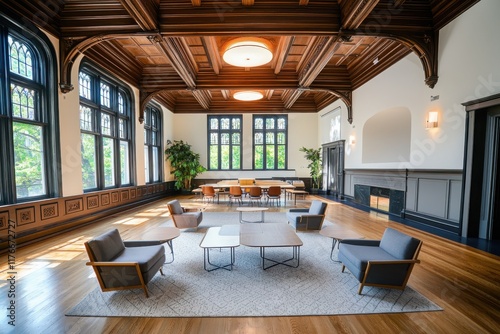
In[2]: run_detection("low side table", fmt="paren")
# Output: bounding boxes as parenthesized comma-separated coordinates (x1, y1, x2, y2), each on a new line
(319, 226, 364, 262)
(285, 189, 309, 205)
(236, 207, 269, 223)
(142, 227, 180, 264)
(200, 225, 240, 272)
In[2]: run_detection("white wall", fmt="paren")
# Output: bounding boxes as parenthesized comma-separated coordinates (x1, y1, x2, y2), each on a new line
(323, 0, 500, 170)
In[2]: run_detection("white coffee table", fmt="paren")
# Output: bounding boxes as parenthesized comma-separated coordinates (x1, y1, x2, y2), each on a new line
(200, 225, 240, 271)
(236, 207, 269, 223)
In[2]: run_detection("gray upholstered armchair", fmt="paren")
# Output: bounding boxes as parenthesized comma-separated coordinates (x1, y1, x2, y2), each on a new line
(167, 199, 203, 229)
(338, 227, 423, 294)
(84, 229, 166, 297)
(286, 200, 327, 230)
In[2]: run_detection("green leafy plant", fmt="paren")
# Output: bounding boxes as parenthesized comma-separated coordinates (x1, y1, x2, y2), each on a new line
(165, 140, 206, 190)
(299, 146, 322, 189)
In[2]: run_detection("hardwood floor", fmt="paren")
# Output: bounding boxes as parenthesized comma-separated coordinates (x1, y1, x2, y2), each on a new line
(1, 195, 499, 334)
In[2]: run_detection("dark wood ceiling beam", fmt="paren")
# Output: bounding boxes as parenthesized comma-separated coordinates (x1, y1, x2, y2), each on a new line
(201, 36, 222, 75)
(117, 0, 159, 31)
(393, 0, 406, 8)
(282, 89, 304, 109)
(299, 0, 309, 5)
(221, 90, 231, 100)
(338, 0, 380, 30)
(273, 36, 295, 75)
(191, 89, 212, 109)
(158, 2, 340, 36)
(149, 35, 197, 88)
(298, 36, 341, 87)
(191, 0, 201, 6)
(242, 0, 254, 5)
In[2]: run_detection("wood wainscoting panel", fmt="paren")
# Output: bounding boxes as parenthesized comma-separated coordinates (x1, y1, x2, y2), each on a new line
(16, 206, 36, 226)
(65, 198, 84, 215)
(111, 191, 119, 203)
(41, 202, 59, 220)
(87, 195, 99, 209)
(101, 193, 110, 206)
(0, 211, 10, 230)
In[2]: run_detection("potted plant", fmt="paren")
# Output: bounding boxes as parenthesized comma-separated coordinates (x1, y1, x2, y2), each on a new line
(299, 146, 322, 193)
(165, 139, 206, 192)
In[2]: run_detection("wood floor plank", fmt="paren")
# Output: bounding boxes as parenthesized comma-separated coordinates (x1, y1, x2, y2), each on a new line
(1, 195, 499, 334)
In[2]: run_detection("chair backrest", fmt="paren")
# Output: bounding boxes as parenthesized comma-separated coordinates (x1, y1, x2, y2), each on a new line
(86, 228, 125, 262)
(202, 185, 215, 196)
(379, 228, 422, 260)
(167, 200, 184, 215)
(249, 187, 262, 196)
(230, 186, 242, 196)
(267, 186, 281, 196)
(308, 200, 327, 215)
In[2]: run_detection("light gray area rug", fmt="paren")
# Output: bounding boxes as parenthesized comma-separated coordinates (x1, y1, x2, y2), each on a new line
(67, 212, 442, 318)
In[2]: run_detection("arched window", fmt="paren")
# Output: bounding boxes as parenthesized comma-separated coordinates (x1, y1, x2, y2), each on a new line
(79, 61, 134, 190)
(0, 20, 59, 205)
(144, 104, 163, 183)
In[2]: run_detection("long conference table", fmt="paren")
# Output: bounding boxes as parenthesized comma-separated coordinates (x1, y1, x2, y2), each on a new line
(203, 179, 296, 190)
(198, 180, 297, 205)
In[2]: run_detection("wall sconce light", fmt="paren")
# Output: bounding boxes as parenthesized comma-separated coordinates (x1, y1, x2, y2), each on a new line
(426, 111, 438, 129)
(349, 135, 356, 145)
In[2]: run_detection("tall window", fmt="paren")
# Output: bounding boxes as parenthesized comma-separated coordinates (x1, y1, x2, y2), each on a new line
(208, 115, 242, 170)
(144, 104, 162, 183)
(0, 22, 59, 205)
(253, 115, 287, 170)
(79, 63, 133, 190)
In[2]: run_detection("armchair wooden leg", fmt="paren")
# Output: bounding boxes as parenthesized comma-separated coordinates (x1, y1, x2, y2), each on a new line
(358, 284, 364, 295)
(342, 265, 345, 272)
(142, 285, 149, 298)
(160, 267, 165, 275)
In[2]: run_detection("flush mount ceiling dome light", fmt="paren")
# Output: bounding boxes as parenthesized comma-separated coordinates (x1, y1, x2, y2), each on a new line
(233, 91, 264, 101)
(223, 37, 273, 67)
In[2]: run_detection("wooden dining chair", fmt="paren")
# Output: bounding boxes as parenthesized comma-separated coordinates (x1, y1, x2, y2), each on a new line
(229, 186, 243, 206)
(202, 185, 218, 203)
(249, 187, 263, 206)
(266, 186, 281, 206)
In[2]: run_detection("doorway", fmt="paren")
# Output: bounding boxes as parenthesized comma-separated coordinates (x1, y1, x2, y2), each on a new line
(462, 95, 500, 242)
(322, 140, 345, 197)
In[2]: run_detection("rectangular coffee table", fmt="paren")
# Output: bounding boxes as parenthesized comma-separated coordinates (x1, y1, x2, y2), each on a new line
(240, 223, 303, 270)
(200, 225, 240, 271)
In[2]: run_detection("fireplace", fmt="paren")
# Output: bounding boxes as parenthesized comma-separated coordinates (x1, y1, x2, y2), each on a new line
(354, 185, 404, 215)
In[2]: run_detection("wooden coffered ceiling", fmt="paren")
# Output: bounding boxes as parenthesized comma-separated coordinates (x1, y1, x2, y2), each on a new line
(0, 0, 480, 122)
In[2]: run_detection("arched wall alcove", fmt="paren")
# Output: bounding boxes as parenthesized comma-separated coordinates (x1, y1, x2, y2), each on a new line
(362, 108, 411, 163)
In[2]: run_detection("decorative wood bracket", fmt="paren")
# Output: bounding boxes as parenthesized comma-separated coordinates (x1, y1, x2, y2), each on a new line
(386, 31, 439, 88)
(341, 28, 439, 89)
(59, 32, 153, 93)
(310, 87, 353, 123)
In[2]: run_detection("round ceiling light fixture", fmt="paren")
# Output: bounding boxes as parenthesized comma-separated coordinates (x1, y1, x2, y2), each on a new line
(223, 37, 273, 67)
(233, 91, 264, 101)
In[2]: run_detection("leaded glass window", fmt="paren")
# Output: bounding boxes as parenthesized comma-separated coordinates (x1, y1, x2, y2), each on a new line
(253, 115, 287, 170)
(79, 62, 133, 190)
(208, 115, 242, 170)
